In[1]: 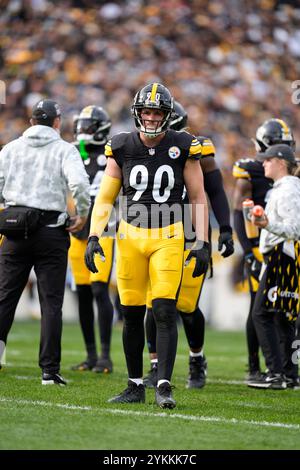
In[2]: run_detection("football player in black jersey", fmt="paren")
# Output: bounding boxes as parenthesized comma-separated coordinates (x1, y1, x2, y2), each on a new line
(85, 83, 210, 409)
(69, 105, 115, 374)
(232, 119, 295, 384)
(144, 101, 234, 389)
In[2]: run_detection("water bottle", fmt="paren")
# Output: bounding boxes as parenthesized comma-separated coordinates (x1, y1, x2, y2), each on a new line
(242, 199, 259, 238)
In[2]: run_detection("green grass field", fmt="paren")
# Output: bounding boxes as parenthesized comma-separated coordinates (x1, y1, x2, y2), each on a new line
(0, 321, 299, 450)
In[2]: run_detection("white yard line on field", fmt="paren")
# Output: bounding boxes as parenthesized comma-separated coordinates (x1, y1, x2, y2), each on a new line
(12, 375, 36, 380)
(0, 397, 91, 411)
(107, 409, 300, 430)
(207, 378, 245, 385)
(0, 396, 299, 430)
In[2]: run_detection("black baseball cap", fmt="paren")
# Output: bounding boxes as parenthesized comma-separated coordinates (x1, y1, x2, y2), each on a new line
(31, 99, 61, 120)
(257, 144, 296, 164)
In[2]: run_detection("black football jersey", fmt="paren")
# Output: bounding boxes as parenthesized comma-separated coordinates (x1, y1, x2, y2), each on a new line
(232, 157, 273, 207)
(73, 142, 108, 239)
(105, 130, 202, 228)
(182, 135, 216, 202)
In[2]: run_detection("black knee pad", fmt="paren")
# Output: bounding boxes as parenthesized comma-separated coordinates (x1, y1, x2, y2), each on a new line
(179, 310, 194, 328)
(152, 298, 177, 326)
(91, 281, 108, 299)
(76, 284, 93, 306)
(76, 284, 92, 296)
(121, 305, 146, 326)
(179, 308, 204, 325)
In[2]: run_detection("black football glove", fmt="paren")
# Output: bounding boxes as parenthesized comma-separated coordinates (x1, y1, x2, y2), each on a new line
(244, 252, 262, 282)
(185, 240, 210, 277)
(84, 236, 105, 273)
(218, 227, 234, 258)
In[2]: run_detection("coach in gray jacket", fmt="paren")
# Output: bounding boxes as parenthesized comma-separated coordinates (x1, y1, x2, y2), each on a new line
(0, 99, 90, 385)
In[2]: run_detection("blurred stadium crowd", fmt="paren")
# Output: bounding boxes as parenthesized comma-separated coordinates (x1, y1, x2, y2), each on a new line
(1, 0, 300, 196)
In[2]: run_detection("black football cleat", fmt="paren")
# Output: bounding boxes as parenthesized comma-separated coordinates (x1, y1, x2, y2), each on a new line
(186, 355, 207, 389)
(155, 382, 176, 409)
(108, 381, 145, 404)
(71, 357, 97, 371)
(93, 356, 113, 373)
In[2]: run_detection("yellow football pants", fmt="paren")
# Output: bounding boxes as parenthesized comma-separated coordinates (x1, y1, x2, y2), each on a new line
(116, 219, 184, 306)
(69, 236, 114, 285)
(146, 249, 206, 313)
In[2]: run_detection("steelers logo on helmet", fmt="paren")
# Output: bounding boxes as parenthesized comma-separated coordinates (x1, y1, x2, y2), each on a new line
(75, 105, 111, 145)
(168, 146, 181, 159)
(131, 83, 174, 138)
(254, 118, 295, 153)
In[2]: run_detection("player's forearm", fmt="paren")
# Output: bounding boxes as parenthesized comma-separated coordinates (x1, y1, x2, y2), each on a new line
(233, 209, 254, 254)
(89, 174, 122, 237)
(204, 169, 231, 229)
(189, 194, 209, 242)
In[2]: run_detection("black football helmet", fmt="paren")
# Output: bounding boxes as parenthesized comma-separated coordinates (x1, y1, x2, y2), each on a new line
(169, 101, 188, 131)
(131, 83, 173, 137)
(255, 118, 295, 153)
(75, 105, 111, 145)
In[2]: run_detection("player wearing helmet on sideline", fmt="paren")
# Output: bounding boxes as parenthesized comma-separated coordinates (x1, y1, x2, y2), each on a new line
(69, 105, 115, 374)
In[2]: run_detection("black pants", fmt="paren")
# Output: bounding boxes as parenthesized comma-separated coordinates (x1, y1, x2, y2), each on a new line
(252, 265, 297, 378)
(0, 226, 70, 374)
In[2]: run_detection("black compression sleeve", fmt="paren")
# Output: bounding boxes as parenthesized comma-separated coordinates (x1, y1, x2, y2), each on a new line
(204, 169, 231, 230)
(233, 209, 253, 254)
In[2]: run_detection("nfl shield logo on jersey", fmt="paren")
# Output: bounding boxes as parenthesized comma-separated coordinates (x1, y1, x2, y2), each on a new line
(168, 146, 181, 159)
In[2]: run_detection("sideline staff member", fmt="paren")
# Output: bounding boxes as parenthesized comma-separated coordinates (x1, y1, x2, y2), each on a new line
(85, 83, 209, 409)
(0, 99, 90, 385)
(249, 144, 300, 390)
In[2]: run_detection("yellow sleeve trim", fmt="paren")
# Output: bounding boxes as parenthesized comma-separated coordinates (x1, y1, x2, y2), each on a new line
(232, 165, 250, 179)
(188, 138, 202, 159)
(104, 140, 113, 158)
(90, 174, 122, 237)
(201, 138, 215, 157)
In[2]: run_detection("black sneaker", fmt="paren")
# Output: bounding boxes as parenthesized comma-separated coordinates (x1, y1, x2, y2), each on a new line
(143, 364, 158, 388)
(246, 370, 266, 385)
(71, 358, 97, 371)
(42, 373, 67, 386)
(247, 373, 287, 390)
(186, 355, 207, 389)
(108, 381, 145, 404)
(286, 376, 300, 389)
(93, 356, 113, 373)
(155, 382, 176, 409)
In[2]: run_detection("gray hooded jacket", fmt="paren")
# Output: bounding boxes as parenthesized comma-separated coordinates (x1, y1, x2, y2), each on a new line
(0, 125, 90, 217)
